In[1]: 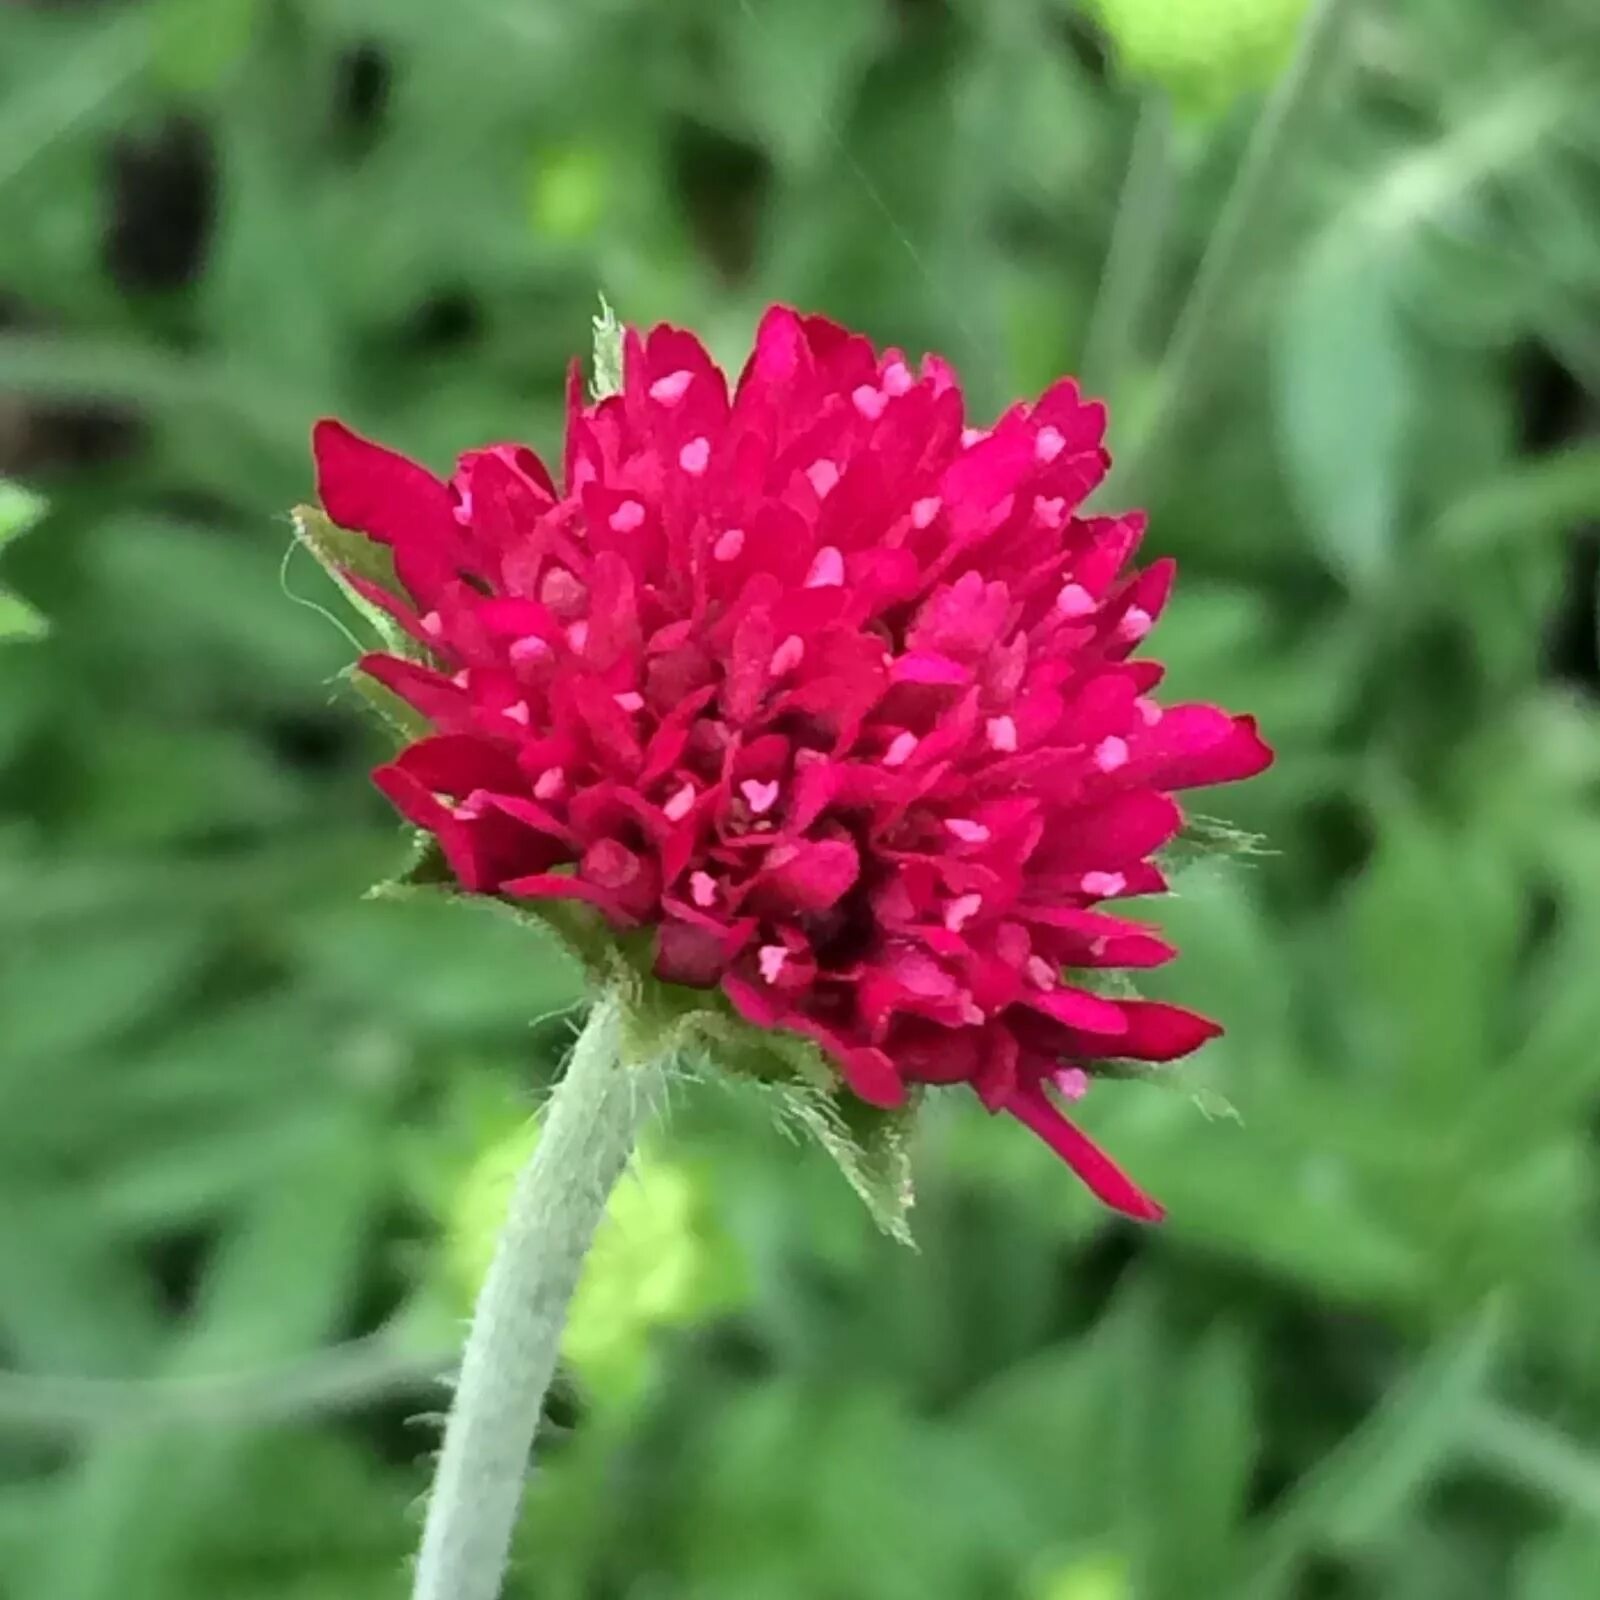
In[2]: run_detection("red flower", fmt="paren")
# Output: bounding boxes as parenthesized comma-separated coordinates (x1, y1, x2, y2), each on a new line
(313, 307, 1271, 1221)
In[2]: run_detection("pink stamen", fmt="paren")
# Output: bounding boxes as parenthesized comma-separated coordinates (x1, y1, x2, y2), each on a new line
(805, 545, 844, 588)
(648, 369, 693, 405)
(1136, 696, 1163, 727)
(944, 893, 983, 933)
(1093, 736, 1129, 773)
(986, 715, 1018, 753)
(713, 527, 746, 562)
(741, 778, 780, 816)
(678, 436, 710, 475)
(689, 871, 718, 908)
(911, 496, 942, 529)
(806, 459, 840, 499)
(421, 611, 444, 637)
(758, 945, 789, 984)
(1026, 955, 1058, 990)
(609, 500, 645, 533)
(881, 360, 913, 396)
(614, 691, 645, 713)
(533, 767, 565, 800)
(1033, 495, 1067, 529)
(1056, 583, 1096, 618)
(1080, 871, 1126, 898)
(945, 818, 991, 845)
(1053, 1067, 1089, 1101)
(663, 783, 696, 822)
(852, 385, 887, 421)
(502, 701, 530, 727)
(510, 635, 551, 665)
(1036, 425, 1065, 462)
(1118, 606, 1152, 642)
(769, 635, 805, 676)
(884, 731, 918, 767)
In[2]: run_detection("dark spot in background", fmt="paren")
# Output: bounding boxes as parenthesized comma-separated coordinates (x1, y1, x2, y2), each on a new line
(670, 120, 771, 284)
(1517, 344, 1600, 695)
(104, 115, 217, 293)
(407, 289, 483, 353)
(334, 42, 394, 152)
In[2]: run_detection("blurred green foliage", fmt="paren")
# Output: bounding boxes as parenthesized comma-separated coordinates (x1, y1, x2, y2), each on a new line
(3, 1, 1600, 1597)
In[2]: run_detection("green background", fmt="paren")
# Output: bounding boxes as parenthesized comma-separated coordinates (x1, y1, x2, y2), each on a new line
(3, 1, 1600, 1596)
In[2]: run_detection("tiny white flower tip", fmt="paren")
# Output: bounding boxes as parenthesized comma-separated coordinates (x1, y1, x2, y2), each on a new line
(806, 459, 840, 499)
(1093, 735, 1130, 773)
(614, 691, 645, 713)
(961, 426, 988, 448)
(805, 545, 845, 588)
(1036, 425, 1065, 463)
(609, 499, 645, 533)
(986, 715, 1018, 753)
(453, 791, 487, 822)
(1118, 605, 1153, 642)
(945, 818, 991, 845)
(678, 436, 710, 475)
(881, 360, 913, 396)
(1025, 955, 1058, 990)
(852, 384, 887, 421)
(1056, 583, 1096, 619)
(533, 767, 565, 799)
(741, 778, 780, 816)
(421, 611, 444, 637)
(566, 620, 589, 652)
(713, 527, 746, 562)
(911, 496, 942, 529)
(649, 369, 693, 405)
(502, 700, 531, 726)
(758, 945, 789, 984)
(1080, 870, 1126, 898)
(663, 782, 696, 822)
(689, 870, 718, 907)
(944, 893, 984, 933)
(452, 669, 471, 688)
(769, 635, 805, 676)
(884, 731, 919, 767)
(1136, 696, 1163, 727)
(960, 998, 986, 1026)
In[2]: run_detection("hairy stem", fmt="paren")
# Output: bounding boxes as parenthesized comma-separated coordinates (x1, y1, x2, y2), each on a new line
(1112, 0, 1357, 500)
(412, 990, 656, 1600)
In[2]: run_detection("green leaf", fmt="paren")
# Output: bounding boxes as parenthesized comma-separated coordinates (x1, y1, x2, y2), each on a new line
(768, 1082, 919, 1247)
(289, 505, 417, 660)
(0, 480, 48, 641)
(1275, 247, 1410, 588)
(0, 590, 47, 643)
(0, 479, 46, 549)
(1239, 1301, 1504, 1597)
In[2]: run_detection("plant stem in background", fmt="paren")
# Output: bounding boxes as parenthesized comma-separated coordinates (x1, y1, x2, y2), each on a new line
(1081, 94, 1174, 400)
(1112, 0, 1357, 500)
(412, 990, 657, 1600)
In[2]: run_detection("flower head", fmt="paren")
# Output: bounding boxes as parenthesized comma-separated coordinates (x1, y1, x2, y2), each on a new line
(312, 307, 1271, 1221)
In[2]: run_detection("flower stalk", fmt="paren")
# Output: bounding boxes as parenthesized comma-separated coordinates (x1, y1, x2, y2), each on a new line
(411, 989, 657, 1600)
